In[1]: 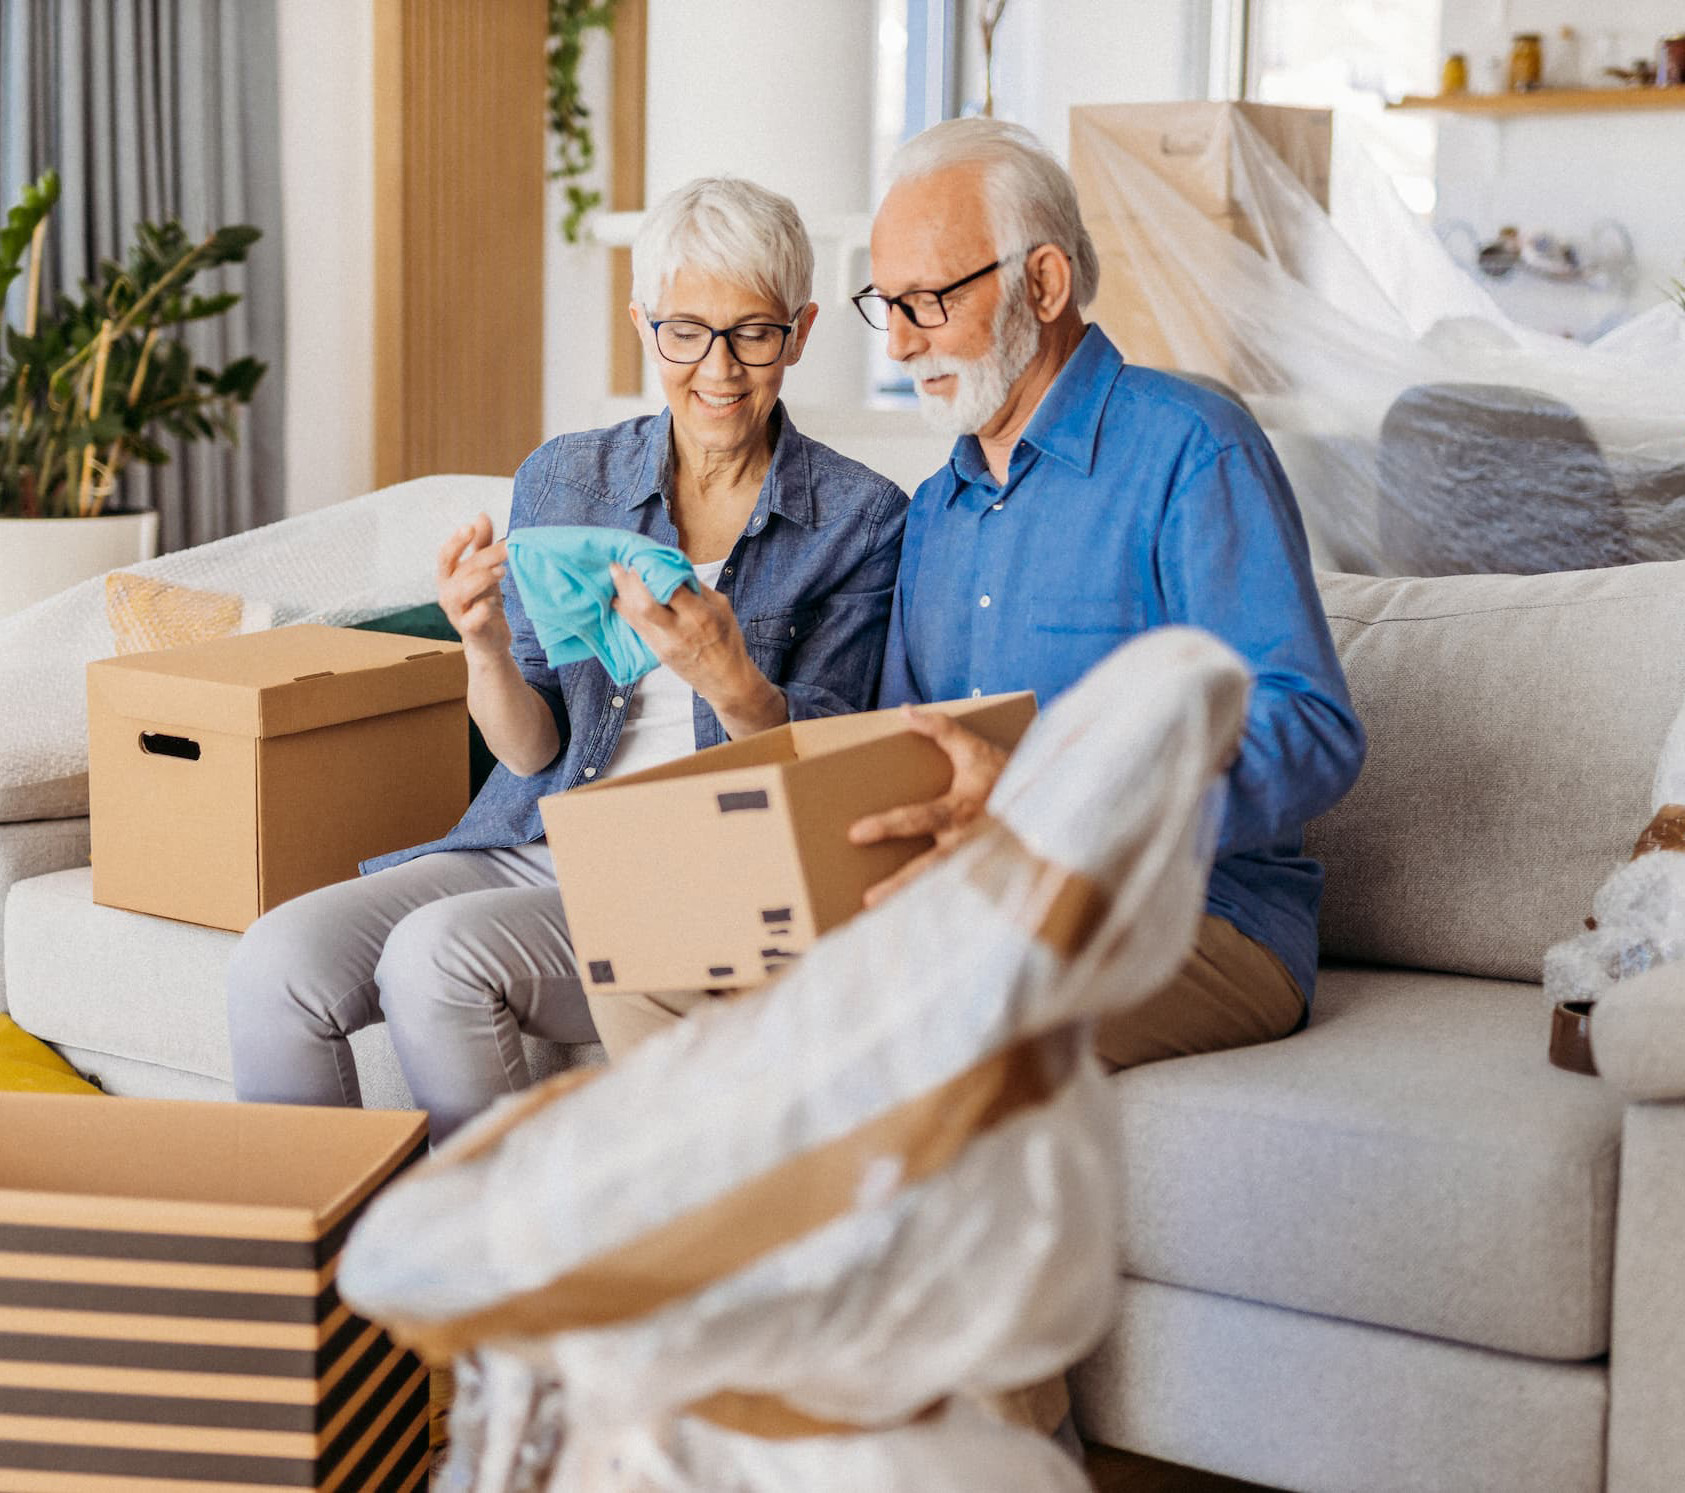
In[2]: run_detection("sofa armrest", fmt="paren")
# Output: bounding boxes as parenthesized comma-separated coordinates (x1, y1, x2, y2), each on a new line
(1592, 963, 1685, 1101)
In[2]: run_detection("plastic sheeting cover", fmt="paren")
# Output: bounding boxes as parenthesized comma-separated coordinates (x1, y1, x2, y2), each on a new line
(1072, 104, 1685, 577)
(339, 627, 1252, 1492)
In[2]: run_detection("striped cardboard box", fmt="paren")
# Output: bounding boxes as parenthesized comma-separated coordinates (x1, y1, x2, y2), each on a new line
(0, 1095, 430, 1491)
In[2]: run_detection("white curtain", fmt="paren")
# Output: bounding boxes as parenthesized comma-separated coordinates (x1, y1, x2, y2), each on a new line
(0, 0, 285, 550)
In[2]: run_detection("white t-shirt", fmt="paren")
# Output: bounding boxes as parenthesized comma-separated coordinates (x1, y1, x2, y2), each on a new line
(600, 558, 727, 782)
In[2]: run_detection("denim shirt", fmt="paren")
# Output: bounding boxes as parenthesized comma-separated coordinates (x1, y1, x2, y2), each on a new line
(878, 326, 1364, 1003)
(366, 404, 906, 873)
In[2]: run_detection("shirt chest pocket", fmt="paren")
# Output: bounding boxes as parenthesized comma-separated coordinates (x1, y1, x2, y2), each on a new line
(744, 607, 820, 676)
(1028, 595, 1140, 637)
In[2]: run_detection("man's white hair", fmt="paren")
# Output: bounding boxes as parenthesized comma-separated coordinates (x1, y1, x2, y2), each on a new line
(632, 177, 814, 319)
(887, 118, 1099, 310)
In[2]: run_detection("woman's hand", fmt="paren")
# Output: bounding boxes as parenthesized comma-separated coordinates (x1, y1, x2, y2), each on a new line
(609, 561, 788, 738)
(437, 513, 510, 659)
(848, 709, 1009, 906)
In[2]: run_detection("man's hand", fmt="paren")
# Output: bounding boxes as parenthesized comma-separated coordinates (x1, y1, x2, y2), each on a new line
(609, 562, 787, 737)
(437, 513, 510, 658)
(849, 707, 1009, 907)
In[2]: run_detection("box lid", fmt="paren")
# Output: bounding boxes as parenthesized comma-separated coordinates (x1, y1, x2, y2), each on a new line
(86, 623, 467, 738)
(0, 1095, 427, 1240)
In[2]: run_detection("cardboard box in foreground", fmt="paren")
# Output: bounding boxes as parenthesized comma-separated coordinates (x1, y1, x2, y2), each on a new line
(0, 1094, 430, 1492)
(87, 624, 469, 932)
(543, 691, 1037, 996)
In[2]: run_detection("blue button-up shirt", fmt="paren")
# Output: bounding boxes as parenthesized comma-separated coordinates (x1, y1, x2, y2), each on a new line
(368, 404, 907, 873)
(878, 325, 1364, 1001)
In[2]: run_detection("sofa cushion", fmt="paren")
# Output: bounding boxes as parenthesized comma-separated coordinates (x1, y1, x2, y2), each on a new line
(1110, 965, 1624, 1360)
(1311, 563, 1685, 981)
(0, 817, 91, 1012)
(3, 868, 600, 1107)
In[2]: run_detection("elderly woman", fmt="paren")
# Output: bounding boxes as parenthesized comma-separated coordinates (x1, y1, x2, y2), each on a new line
(227, 178, 906, 1140)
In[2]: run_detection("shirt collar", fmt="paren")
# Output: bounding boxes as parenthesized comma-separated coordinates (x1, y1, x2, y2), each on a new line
(624, 401, 815, 529)
(942, 323, 1124, 500)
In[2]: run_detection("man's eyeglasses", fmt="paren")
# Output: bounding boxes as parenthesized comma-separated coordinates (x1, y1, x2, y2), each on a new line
(645, 314, 796, 367)
(851, 252, 1025, 331)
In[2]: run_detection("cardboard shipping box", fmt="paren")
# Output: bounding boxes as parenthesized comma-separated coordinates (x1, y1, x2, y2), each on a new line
(1069, 101, 1332, 373)
(0, 1094, 430, 1492)
(87, 624, 469, 932)
(543, 691, 1037, 996)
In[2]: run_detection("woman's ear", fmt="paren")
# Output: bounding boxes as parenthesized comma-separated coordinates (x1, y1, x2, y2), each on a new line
(1024, 245, 1073, 324)
(786, 301, 820, 364)
(629, 302, 656, 354)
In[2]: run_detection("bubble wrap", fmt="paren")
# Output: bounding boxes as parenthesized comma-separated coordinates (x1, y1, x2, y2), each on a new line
(340, 627, 1251, 1491)
(0, 475, 511, 818)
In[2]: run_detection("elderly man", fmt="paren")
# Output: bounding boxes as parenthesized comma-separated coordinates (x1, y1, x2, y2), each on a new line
(850, 117, 1365, 1076)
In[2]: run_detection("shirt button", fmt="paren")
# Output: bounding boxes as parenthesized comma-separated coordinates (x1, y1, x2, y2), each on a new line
(789, 625, 797, 637)
(583, 767, 597, 779)
(971, 687, 983, 698)
(979, 594, 991, 608)
(992, 501, 1004, 511)
(610, 696, 625, 709)
(723, 566, 733, 576)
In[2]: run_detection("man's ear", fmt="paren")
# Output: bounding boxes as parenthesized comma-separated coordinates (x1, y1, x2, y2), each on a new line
(1024, 244, 1073, 324)
(786, 301, 820, 363)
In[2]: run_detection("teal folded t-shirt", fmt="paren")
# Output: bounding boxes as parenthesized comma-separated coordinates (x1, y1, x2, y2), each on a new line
(504, 526, 699, 686)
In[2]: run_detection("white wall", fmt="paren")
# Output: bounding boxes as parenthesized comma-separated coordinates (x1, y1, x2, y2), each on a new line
(966, 0, 1210, 159)
(275, 0, 375, 515)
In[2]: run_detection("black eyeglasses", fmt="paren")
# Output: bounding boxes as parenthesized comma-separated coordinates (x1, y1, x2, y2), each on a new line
(645, 314, 796, 367)
(851, 251, 1026, 331)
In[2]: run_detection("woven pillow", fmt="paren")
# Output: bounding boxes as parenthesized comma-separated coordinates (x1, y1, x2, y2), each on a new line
(104, 573, 275, 656)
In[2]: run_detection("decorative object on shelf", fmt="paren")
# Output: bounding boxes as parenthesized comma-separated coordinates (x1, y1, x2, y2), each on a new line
(0, 169, 264, 523)
(1441, 52, 1469, 95)
(546, 0, 619, 243)
(978, 0, 1011, 119)
(1509, 32, 1544, 92)
(1475, 225, 1522, 278)
(1603, 58, 1659, 87)
(1659, 34, 1685, 88)
(1546, 26, 1582, 89)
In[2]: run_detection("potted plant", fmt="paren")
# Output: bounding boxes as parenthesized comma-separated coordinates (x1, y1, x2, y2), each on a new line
(0, 170, 266, 617)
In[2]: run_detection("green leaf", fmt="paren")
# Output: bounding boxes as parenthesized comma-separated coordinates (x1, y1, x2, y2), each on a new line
(213, 355, 266, 401)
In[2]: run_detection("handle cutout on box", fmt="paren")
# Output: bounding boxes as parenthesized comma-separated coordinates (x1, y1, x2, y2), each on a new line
(139, 732, 201, 761)
(405, 650, 442, 660)
(292, 670, 335, 682)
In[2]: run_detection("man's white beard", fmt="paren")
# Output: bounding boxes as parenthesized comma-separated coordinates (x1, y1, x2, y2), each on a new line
(905, 278, 1041, 438)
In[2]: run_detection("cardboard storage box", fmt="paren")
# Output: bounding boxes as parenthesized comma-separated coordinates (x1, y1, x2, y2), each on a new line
(0, 1094, 430, 1492)
(543, 692, 1037, 995)
(87, 624, 469, 932)
(1069, 101, 1332, 372)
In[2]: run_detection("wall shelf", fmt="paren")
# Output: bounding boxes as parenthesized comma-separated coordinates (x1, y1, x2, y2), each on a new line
(1390, 88, 1685, 116)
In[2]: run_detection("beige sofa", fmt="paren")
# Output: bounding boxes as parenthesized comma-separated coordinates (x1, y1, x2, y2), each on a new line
(1072, 561, 1685, 1492)
(6, 553, 1685, 1490)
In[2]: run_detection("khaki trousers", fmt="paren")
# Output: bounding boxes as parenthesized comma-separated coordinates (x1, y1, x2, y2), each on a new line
(585, 914, 1307, 1437)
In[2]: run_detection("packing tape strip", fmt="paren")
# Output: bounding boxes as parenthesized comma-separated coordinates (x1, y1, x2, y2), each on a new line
(381, 1025, 1084, 1362)
(1549, 999, 1598, 1077)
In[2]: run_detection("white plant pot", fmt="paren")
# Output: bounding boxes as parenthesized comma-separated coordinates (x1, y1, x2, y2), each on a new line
(0, 511, 161, 620)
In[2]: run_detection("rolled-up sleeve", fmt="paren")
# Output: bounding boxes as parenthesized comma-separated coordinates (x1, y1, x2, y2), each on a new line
(1157, 437, 1366, 857)
(780, 483, 908, 721)
(501, 450, 572, 769)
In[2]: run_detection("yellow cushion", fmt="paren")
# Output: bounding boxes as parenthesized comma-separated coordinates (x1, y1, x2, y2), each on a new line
(105, 573, 273, 657)
(0, 1016, 102, 1095)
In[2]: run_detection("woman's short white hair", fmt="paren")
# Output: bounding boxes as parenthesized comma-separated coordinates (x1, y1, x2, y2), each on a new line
(632, 177, 814, 319)
(887, 118, 1100, 310)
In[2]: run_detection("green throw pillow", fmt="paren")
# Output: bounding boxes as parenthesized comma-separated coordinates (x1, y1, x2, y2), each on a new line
(352, 604, 498, 798)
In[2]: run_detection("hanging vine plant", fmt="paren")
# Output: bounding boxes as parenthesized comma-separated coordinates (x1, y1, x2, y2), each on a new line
(548, 0, 619, 243)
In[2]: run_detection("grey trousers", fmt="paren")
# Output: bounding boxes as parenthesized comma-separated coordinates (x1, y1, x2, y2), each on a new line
(226, 843, 599, 1143)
